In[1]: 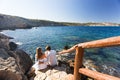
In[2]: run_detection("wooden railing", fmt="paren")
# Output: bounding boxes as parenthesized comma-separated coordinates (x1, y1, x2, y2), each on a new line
(63, 36, 120, 80)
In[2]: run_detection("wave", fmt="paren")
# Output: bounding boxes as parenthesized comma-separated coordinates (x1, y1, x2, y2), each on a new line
(16, 42, 23, 45)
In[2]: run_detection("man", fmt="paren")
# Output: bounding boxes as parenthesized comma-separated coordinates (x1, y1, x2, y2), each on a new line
(45, 45, 57, 67)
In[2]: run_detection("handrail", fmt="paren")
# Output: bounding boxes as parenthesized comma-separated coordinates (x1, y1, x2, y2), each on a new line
(79, 68, 120, 80)
(59, 36, 120, 80)
(78, 36, 120, 48)
(59, 36, 120, 54)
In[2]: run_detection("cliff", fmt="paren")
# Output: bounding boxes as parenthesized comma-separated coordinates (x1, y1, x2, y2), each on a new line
(0, 14, 119, 30)
(0, 14, 65, 30)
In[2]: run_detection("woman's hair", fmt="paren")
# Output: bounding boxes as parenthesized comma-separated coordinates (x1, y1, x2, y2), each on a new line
(36, 47, 43, 60)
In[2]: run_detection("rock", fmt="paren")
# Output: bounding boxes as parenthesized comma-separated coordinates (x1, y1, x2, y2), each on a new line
(83, 59, 98, 71)
(0, 33, 13, 39)
(0, 49, 23, 79)
(62, 74, 74, 80)
(57, 53, 99, 73)
(14, 49, 33, 74)
(0, 38, 9, 49)
(34, 71, 47, 80)
(9, 42, 17, 51)
(34, 66, 73, 80)
(0, 49, 33, 75)
(0, 48, 10, 59)
(57, 54, 75, 74)
(45, 71, 67, 80)
(0, 36, 33, 80)
(0, 70, 21, 80)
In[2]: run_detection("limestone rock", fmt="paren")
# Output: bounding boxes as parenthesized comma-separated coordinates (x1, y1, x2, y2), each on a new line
(0, 70, 21, 80)
(14, 49, 33, 74)
(0, 49, 23, 79)
(0, 36, 33, 80)
(45, 71, 67, 80)
(0, 38, 9, 49)
(34, 66, 73, 80)
(34, 71, 47, 80)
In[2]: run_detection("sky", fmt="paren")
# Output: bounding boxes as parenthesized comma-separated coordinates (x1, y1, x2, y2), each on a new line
(0, 0, 120, 23)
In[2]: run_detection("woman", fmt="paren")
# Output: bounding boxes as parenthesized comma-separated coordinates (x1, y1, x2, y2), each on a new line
(27, 47, 48, 78)
(32, 47, 48, 71)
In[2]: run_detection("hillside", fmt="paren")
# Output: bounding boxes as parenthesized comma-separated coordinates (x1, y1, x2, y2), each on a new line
(62, 22, 120, 26)
(0, 14, 65, 30)
(0, 14, 119, 30)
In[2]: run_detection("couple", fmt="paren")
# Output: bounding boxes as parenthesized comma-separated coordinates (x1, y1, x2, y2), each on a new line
(32, 45, 57, 72)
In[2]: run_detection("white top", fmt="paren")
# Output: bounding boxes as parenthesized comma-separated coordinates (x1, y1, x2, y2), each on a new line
(45, 50, 57, 66)
(32, 58, 47, 70)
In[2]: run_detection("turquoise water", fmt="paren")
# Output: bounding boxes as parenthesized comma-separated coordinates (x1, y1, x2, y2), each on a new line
(2, 26, 120, 76)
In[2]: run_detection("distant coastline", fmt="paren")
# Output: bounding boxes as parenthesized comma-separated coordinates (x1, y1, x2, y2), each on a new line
(0, 13, 120, 30)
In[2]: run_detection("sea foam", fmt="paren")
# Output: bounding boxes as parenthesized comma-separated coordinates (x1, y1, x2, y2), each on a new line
(16, 42, 23, 45)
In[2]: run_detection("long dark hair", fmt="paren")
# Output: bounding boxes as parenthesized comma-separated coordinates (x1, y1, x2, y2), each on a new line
(36, 47, 43, 60)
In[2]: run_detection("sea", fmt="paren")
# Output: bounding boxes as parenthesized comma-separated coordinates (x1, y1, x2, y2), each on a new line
(1, 26, 120, 77)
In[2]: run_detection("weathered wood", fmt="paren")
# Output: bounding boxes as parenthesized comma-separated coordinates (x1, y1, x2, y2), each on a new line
(59, 36, 120, 54)
(78, 36, 120, 48)
(74, 47, 84, 80)
(79, 68, 120, 80)
(59, 36, 120, 80)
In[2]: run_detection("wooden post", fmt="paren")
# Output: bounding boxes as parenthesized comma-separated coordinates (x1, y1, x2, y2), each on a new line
(74, 47, 84, 80)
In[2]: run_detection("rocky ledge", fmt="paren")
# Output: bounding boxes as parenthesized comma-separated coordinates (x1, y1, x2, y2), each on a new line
(32, 66, 74, 80)
(0, 33, 75, 80)
(0, 33, 33, 80)
(28, 52, 97, 80)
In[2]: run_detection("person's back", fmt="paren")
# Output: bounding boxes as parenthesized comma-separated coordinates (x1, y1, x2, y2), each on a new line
(33, 47, 48, 71)
(47, 50, 57, 66)
(29, 47, 47, 76)
(45, 46, 57, 66)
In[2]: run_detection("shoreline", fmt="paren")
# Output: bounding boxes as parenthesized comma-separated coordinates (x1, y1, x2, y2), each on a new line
(0, 27, 120, 79)
(0, 13, 120, 31)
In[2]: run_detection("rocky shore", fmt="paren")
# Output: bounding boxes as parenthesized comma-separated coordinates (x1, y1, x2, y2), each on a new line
(0, 33, 119, 80)
(0, 33, 33, 80)
(0, 33, 92, 80)
(0, 33, 75, 80)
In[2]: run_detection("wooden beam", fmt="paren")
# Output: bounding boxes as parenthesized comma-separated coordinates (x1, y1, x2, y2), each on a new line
(59, 36, 120, 54)
(78, 36, 120, 48)
(74, 47, 84, 80)
(79, 68, 120, 80)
